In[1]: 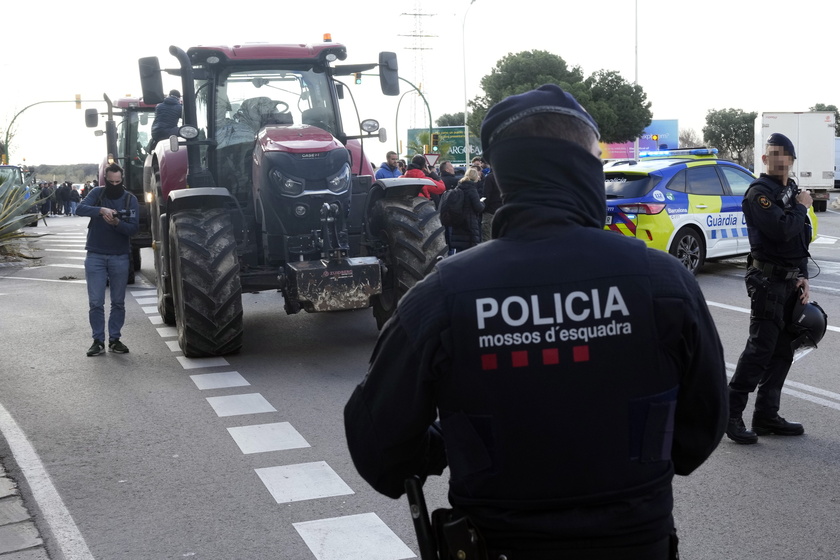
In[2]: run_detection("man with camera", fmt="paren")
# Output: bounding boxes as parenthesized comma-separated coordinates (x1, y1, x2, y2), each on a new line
(726, 133, 813, 444)
(76, 163, 139, 356)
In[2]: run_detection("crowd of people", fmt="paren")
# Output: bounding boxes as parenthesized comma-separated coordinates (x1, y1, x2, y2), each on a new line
(374, 151, 502, 255)
(35, 179, 96, 217)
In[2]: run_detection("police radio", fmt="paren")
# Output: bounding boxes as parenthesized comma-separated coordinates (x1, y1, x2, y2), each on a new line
(779, 183, 800, 209)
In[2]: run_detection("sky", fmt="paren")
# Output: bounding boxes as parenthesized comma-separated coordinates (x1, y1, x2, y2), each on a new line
(3, 0, 838, 167)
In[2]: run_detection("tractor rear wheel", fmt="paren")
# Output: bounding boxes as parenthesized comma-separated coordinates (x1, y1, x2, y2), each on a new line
(169, 207, 244, 357)
(370, 195, 447, 329)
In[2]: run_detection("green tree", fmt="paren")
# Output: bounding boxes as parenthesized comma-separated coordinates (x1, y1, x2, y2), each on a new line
(810, 103, 840, 135)
(702, 108, 757, 166)
(466, 50, 651, 145)
(436, 113, 464, 127)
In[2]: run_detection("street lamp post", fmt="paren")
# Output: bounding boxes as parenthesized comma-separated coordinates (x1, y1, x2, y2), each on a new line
(462, 0, 476, 165)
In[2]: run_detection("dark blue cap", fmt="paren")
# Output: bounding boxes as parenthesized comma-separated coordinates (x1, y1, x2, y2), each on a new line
(767, 132, 796, 159)
(480, 84, 599, 163)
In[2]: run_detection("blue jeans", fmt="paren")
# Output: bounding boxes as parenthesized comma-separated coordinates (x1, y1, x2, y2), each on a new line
(85, 252, 130, 342)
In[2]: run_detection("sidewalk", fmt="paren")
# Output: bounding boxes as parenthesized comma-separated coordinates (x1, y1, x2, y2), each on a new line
(0, 457, 49, 559)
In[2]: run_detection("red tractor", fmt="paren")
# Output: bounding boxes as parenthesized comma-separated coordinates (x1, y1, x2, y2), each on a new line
(138, 39, 446, 357)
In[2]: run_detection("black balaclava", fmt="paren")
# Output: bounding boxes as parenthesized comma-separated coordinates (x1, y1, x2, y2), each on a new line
(479, 84, 606, 238)
(104, 179, 125, 200)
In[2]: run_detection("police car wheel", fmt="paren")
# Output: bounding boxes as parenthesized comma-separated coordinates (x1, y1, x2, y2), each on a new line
(669, 227, 705, 275)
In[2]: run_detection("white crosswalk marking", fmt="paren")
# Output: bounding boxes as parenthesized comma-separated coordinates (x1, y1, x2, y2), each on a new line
(294, 514, 415, 560)
(256, 462, 353, 503)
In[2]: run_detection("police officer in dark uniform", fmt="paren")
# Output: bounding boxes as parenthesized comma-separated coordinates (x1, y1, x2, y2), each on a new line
(344, 85, 728, 560)
(726, 133, 813, 445)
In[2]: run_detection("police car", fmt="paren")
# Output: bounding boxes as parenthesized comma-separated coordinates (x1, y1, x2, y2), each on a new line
(604, 148, 817, 274)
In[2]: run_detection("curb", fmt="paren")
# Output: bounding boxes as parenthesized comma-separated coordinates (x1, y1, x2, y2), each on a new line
(0, 461, 48, 559)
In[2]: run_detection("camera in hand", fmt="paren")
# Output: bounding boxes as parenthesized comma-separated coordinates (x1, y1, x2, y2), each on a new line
(115, 209, 130, 219)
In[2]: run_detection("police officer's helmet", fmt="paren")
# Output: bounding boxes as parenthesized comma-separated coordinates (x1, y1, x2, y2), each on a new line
(788, 299, 828, 350)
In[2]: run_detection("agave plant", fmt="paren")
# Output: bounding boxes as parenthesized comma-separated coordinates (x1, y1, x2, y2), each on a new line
(0, 178, 43, 259)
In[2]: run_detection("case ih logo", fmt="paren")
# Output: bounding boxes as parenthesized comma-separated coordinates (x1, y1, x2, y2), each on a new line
(301, 153, 322, 159)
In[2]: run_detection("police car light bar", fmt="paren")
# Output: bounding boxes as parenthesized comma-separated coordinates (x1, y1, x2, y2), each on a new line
(640, 148, 718, 158)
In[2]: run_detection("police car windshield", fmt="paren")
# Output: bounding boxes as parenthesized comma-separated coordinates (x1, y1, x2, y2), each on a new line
(604, 174, 661, 199)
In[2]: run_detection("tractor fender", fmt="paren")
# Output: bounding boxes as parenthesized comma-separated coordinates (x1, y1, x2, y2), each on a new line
(363, 178, 436, 239)
(167, 187, 235, 213)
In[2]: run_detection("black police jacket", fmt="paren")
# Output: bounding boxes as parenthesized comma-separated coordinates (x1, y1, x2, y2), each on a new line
(344, 187, 728, 549)
(744, 174, 811, 276)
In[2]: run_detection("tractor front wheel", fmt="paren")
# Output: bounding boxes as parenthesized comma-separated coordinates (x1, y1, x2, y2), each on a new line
(169, 207, 244, 357)
(369, 195, 447, 329)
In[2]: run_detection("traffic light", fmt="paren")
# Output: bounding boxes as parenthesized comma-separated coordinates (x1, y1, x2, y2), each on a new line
(354, 73, 362, 85)
(75, 93, 81, 109)
(431, 132, 440, 152)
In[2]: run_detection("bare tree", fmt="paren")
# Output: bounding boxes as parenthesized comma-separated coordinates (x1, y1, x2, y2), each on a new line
(679, 128, 702, 148)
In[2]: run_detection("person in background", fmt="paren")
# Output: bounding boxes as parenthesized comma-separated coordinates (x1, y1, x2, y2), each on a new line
(481, 162, 502, 242)
(375, 151, 403, 180)
(448, 166, 484, 254)
(401, 154, 445, 200)
(151, 89, 183, 147)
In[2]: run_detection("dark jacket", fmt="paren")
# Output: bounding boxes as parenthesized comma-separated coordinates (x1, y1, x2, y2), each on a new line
(151, 95, 182, 143)
(449, 180, 484, 251)
(345, 139, 727, 553)
(743, 174, 811, 276)
(76, 187, 140, 255)
(483, 171, 502, 215)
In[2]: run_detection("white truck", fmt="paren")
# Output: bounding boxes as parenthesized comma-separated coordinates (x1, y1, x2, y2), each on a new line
(835, 137, 840, 188)
(755, 111, 835, 212)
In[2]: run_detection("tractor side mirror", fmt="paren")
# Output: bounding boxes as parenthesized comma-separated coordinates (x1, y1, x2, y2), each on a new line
(85, 108, 99, 128)
(378, 52, 399, 96)
(139, 56, 165, 105)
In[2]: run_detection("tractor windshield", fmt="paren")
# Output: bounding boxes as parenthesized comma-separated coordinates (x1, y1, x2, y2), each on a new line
(204, 68, 338, 196)
(215, 69, 337, 145)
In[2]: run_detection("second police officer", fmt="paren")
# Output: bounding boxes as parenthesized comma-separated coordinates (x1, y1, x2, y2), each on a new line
(726, 133, 814, 444)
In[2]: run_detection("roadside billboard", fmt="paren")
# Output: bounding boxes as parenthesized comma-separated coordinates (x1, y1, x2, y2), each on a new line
(406, 126, 482, 165)
(600, 119, 679, 159)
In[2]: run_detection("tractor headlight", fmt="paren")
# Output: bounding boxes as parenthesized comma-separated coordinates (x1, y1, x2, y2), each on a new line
(270, 168, 304, 196)
(326, 164, 351, 194)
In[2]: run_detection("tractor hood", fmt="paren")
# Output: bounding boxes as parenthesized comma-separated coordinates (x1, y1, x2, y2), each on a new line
(257, 124, 343, 154)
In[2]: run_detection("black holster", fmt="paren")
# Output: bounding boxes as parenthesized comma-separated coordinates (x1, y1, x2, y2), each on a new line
(432, 509, 488, 560)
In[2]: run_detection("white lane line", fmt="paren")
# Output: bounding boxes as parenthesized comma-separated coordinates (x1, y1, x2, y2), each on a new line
(190, 371, 250, 390)
(148, 316, 164, 325)
(165, 340, 181, 352)
(156, 327, 178, 338)
(0, 403, 95, 560)
(45, 264, 85, 269)
(227, 422, 310, 454)
(294, 513, 415, 560)
(256, 462, 353, 503)
(707, 300, 840, 333)
(726, 361, 840, 409)
(141, 306, 157, 314)
(205, 393, 276, 417)
(176, 356, 229, 370)
(135, 297, 157, 306)
(0, 276, 86, 285)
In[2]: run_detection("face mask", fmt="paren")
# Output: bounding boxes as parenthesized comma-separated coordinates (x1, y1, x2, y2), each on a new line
(104, 182, 125, 199)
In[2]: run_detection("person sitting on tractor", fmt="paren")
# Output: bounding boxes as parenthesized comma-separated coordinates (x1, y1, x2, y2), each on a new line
(150, 89, 183, 147)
